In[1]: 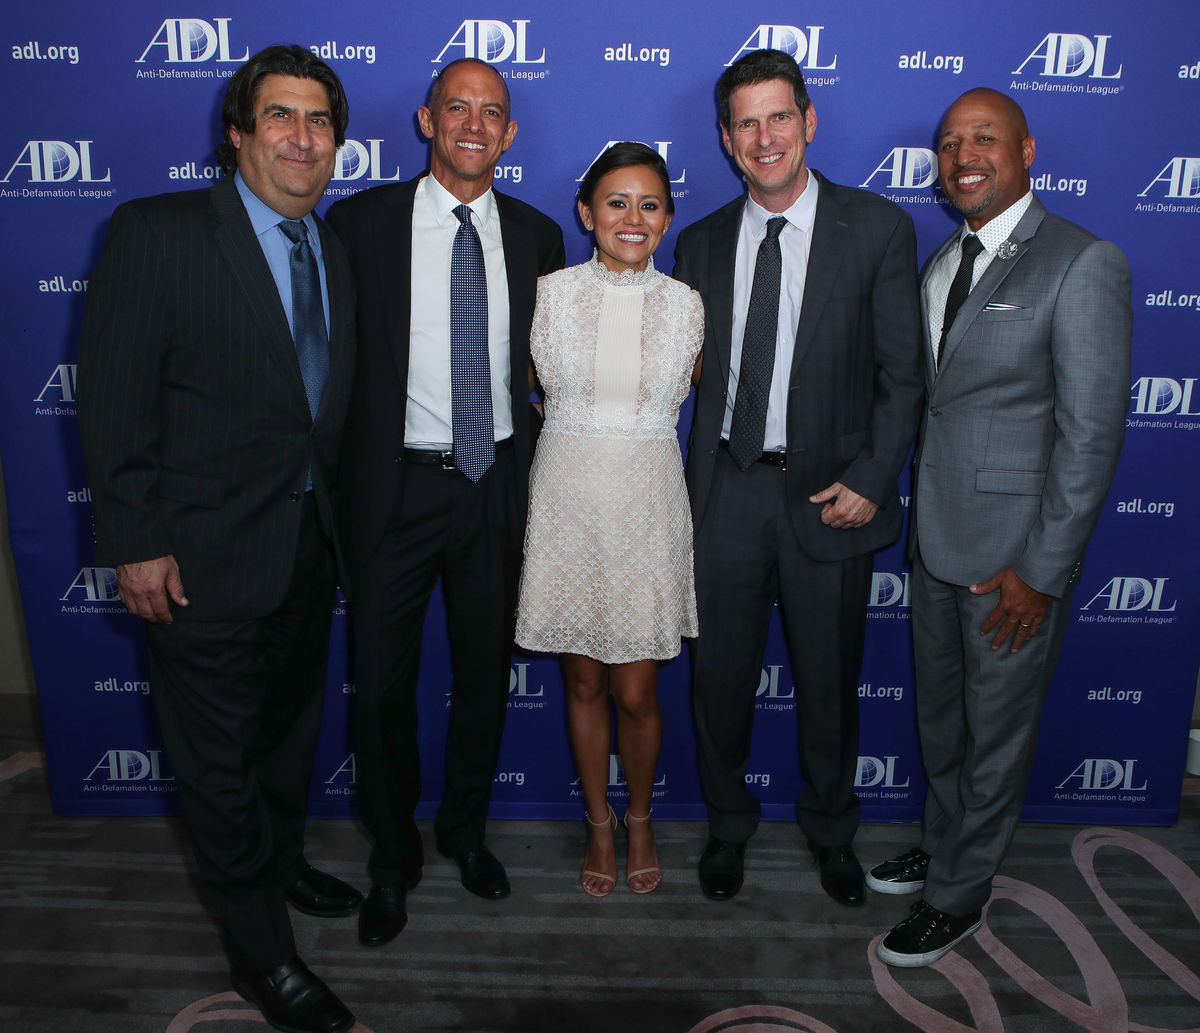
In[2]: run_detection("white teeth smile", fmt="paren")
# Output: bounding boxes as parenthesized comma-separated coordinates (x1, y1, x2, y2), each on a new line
(616, 233, 647, 243)
(458, 141, 485, 150)
(957, 174, 985, 185)
(756, 154, 782, 165)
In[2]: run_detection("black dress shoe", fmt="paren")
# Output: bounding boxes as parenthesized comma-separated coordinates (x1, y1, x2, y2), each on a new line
(436, 842, 510, 899)
(698, 836, 745, 900)
(358, 883, 409, 947)
(284, 866, 363, 918)
(809, 841, 865, 907)
(230, 956, 353, 1033)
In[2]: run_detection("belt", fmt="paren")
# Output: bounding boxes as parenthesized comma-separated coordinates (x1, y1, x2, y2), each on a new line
(400, 435, 514, 470)
(718, 438, 787, 471)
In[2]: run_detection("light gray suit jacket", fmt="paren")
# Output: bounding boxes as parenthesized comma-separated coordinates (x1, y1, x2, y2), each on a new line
(910, 195, 1131, 598)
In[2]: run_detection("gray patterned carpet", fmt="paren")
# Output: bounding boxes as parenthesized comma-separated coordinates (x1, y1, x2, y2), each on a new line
(2, 714, 1197, 1033)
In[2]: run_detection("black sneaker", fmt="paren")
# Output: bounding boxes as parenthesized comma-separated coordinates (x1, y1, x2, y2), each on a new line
(877, 900, 983, 967)
(866, 848, 929, 894)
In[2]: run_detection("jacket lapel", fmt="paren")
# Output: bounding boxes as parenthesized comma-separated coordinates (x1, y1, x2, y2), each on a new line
(935, 197, 1047, 374)
(208, 178, 310, 412)
(378, 177, 419, 393)
(706, 199, 741, 382)
(315, 215, 353, 424)
(790, 171, 847, 379)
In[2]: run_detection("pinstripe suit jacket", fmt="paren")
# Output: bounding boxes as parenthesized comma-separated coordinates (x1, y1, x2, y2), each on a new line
(673, 171, 925, 561)
(910, 195, 1132, 596)
(77, 176, 356, 620)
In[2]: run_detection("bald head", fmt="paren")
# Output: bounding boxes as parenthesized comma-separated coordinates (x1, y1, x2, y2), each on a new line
(943, 88, 1028, 138)
(937, 87, 1036, 231)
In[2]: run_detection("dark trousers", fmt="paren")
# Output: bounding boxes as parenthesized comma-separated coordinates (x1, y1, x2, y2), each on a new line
(911, 549, 1072, 915)
(146, 494, 336, 972)
(351, 448, 521, 887)
(691, 447, 869, 846)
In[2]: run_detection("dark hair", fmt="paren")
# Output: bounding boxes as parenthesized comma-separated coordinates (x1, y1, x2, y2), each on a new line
(216, 44, 349, 174)
(717, 48, 811, 128)
(427, 57, 511, 116)
(578, 142, 675, 215)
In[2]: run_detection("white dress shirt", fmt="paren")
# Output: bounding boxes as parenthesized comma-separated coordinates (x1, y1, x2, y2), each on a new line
(722, 174, 819, 451)
(407, 174, 513, 448)
(926, 190, 1034, 368)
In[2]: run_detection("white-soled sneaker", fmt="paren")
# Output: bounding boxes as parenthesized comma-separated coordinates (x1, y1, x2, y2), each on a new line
(866, 847, 929, 895)
(877, 900, 983, 968)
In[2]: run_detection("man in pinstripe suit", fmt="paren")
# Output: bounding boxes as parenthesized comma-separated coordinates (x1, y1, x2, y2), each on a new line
(78, 46, 358, 1033)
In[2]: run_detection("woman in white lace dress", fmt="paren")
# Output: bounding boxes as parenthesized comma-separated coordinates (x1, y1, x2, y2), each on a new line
(516, 143, 704, 896)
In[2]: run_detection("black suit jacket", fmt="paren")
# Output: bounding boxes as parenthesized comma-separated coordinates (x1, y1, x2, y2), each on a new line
(326, 174, 565, 573)
(673, 170, 924, 562)
(77, 176, 356, 620)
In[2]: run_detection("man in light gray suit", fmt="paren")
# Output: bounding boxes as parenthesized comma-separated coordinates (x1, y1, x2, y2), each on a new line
(868, 89, 1132, 967)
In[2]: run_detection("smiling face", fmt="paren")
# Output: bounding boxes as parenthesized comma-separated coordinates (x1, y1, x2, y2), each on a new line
(578, 164, 672, 274)
(937, 90, 1036, 231)
(419, 61, 517, 203)
(722, 77, 817, 213)
(228, 73, 337, 220)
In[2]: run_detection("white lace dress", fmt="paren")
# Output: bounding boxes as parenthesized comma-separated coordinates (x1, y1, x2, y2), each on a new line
(515, 255, 704, 663)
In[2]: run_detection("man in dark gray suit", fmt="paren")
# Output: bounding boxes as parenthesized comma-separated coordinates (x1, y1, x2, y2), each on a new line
(870, 89, 1131, 967)
(77, 46, 358, 1033)
(673, 48, 923, 907)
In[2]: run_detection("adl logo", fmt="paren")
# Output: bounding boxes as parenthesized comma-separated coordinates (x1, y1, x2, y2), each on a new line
(136, 18, 247, 63)
(1011, 33, 1122, 78)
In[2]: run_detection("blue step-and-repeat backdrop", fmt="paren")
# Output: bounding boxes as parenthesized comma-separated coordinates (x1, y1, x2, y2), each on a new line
(2, 0, 1197, 825)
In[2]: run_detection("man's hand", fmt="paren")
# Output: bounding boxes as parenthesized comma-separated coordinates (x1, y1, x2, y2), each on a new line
(117, 556, 188, 623)
(809, 482, 879, 529)
(970, 567, 1052, 652)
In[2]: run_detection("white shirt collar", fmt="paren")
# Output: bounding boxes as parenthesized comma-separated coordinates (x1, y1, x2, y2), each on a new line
(743, 170, 819, 239)
(962, 190, 1033, 255)
(423, 172, 498, 232)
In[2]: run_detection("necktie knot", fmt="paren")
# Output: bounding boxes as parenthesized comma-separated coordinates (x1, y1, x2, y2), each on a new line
(452, 204, 474, 228)
(764, 216, 787, 242)
(960, 234, 983, 258)
(279, 219, 309, 246)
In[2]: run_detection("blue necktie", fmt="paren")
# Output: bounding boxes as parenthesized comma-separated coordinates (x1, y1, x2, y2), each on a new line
(728, 216, 787, 470)
(278, 219, 329, 420)
(450, 204, 495, 482)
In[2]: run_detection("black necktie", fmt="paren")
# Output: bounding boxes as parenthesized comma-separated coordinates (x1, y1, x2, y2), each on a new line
(450, 204, 494, 483)
(938, 234, 984, 368)
(278, 219, 329, 420)
(728, 216, 787, 470)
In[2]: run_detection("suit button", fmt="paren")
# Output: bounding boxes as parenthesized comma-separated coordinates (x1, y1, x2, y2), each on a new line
(929, 406, 940, 416)
(289, 491, 301, 502)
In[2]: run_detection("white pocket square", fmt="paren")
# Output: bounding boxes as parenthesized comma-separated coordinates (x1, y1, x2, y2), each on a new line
(983, 301, 1024, 311)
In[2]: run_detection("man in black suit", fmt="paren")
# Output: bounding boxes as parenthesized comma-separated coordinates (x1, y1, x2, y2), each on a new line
(77, 46, 359, 1033)
(327, 58, 563, 947)
(673, 48, 923, 906)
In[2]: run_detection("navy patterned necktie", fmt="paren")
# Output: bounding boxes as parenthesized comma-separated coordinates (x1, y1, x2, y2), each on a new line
(728, 215, 787, 471)
(450, 204, 495, 482)
(278, 219, 329, 420)
(938, 234, 984, 368)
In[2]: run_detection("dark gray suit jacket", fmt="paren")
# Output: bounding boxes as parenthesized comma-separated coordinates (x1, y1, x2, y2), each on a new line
(77, 176, 356, 620)
(673, 170, 924, 562)
(911, 195, 1132, 596)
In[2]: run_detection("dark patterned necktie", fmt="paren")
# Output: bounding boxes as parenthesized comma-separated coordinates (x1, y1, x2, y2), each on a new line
(728, 216, 787, 470)
(937, 234, 984, 368)
(278, 219, 329, 420)
(450, 204, 494, 482)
